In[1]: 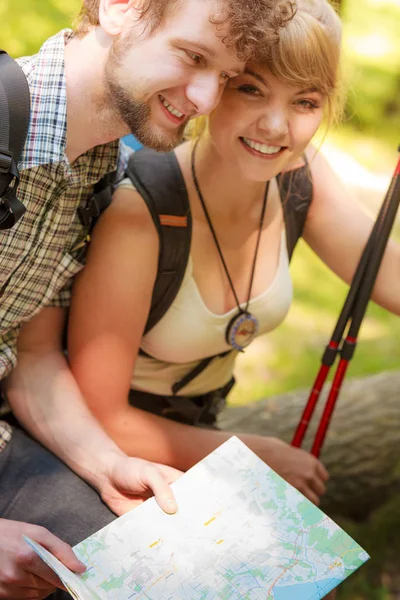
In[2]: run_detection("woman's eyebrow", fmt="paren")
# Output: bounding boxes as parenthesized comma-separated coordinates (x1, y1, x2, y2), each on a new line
(243, 68, 267, 86)
(295, 87, 320, 95)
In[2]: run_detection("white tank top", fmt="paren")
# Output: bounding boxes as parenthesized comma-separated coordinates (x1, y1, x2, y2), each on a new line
(132, 231, 293, 397)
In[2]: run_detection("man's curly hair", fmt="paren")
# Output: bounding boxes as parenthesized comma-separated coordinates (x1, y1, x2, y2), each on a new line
(74, 0, 296, 60)
(211, 0, 297, 61)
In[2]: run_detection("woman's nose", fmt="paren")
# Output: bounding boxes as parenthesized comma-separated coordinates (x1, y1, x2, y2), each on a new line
(258, 107, 289, 140)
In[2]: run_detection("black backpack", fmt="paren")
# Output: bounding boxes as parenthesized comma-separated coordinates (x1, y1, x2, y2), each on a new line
(0, 50, 30, 230)
(126, 147, 313, 337)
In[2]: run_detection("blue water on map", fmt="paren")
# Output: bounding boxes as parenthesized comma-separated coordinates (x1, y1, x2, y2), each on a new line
(273, 578, 343, 600)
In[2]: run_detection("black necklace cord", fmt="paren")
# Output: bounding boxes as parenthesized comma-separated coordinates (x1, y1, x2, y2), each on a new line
(190, 138, 269, 314)
(244, 184, 268, 313)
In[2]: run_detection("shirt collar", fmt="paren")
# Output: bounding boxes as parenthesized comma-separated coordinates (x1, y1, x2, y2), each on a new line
(18, 29, 71, 171)
(18, 30, 122, 179)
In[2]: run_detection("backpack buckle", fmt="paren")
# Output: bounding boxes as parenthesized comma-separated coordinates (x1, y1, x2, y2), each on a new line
(0, 176, 26, 230)
(0, 149, 13, 174)
(78, 176, 113, 229)
(78, 195, 101, 228)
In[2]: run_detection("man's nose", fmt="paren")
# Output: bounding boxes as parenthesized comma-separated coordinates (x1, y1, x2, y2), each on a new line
(185, 72, 224, 115)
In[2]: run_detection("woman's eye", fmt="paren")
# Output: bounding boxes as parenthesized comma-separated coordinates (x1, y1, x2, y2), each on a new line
(296, 99, 319, 110)
(237, 84, 261, 96)
(185, 50, 202, 64)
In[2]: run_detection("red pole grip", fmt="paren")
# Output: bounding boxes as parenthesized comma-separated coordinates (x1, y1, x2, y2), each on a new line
(311, 359, 349, 457)
(292, 364, 330, 448)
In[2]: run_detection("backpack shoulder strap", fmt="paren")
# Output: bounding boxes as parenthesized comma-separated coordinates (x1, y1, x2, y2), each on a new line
(0, 50, 30, 229)
(77, 169, 116, 230)
(125, 148, 192, 334)
(276, 157, 313, 261)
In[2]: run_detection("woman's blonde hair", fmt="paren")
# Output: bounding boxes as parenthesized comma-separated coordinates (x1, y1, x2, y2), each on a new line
(190, 0, 343, 139)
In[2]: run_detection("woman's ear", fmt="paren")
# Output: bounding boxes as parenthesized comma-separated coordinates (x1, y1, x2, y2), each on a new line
(99, 0, 136, 36)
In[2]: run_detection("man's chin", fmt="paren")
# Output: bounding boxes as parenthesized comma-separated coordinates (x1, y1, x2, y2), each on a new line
(132, 121, 186, 152)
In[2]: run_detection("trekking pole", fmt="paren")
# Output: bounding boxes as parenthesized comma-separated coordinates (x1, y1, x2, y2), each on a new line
(292, 150, 400, 456)
(292, 176, 391, 448)
(310, 153, 400, 457)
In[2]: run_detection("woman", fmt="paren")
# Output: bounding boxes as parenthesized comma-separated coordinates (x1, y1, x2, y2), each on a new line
(68, 0, 400, 506)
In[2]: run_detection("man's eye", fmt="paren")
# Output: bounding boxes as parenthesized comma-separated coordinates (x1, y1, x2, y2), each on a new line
(185, 50, 202, 64)
(221, 72, 231, 81)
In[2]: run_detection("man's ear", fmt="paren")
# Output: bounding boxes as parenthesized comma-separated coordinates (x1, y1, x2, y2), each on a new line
(99, 0, 137, 36)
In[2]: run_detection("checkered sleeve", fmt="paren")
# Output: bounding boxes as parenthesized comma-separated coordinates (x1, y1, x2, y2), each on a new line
(0, 326, 20, 381)
(46, 222, 87, 308)
(0, 421, 12, 452)
(49, 284, 74, 308)
(50, 140, 134, 308)
(46, 252, 86, 308)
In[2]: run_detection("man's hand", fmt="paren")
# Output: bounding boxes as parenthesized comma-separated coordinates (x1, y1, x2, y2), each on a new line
(5, 307, 182, 519)
(99, 455, 182, 516)
(0, 519, 86, 599)
(243, 435, 329, 504)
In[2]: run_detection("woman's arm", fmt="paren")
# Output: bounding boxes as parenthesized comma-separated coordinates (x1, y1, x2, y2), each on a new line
(68, 187, 328, 504)
(68, 186, 232, 468)
(303, 148, 400, 316)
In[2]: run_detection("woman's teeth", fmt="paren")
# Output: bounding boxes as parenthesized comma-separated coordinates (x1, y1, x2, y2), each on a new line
(242, 137, 282, 155)
(160, 96, 184, 118)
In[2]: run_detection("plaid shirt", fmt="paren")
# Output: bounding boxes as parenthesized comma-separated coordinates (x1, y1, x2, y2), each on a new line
(0, 30, 130, 449)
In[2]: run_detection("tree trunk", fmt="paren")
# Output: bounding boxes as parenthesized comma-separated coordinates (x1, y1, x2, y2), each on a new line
(218, 370, 400, 521)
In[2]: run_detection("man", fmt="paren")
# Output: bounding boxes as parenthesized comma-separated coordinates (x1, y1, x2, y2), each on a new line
(0, 0, 290, 597)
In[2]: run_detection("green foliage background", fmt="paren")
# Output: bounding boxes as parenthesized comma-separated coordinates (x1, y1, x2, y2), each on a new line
(1, 0, 79, 56)
(1, 0, 400, 597)
(331, 0, 400, 171)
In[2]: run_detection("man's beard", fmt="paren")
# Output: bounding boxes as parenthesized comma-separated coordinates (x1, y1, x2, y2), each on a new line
(104, 52, 186, 152)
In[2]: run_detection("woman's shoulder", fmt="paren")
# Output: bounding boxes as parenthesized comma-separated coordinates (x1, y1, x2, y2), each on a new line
(304, 145, 343, 194)
(280, 144, 341, 197)
(90, 180, 159, 258)
(102, 178, 157, 232)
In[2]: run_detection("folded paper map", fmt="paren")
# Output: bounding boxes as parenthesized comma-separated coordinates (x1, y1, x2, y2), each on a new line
(26, 436, 369, 599)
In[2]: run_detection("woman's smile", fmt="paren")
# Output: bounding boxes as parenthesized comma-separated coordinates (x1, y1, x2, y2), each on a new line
(239, 137, 287, 160)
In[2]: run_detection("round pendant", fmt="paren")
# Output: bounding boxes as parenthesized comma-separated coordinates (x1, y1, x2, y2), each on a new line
(225, 311, 259, 351)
